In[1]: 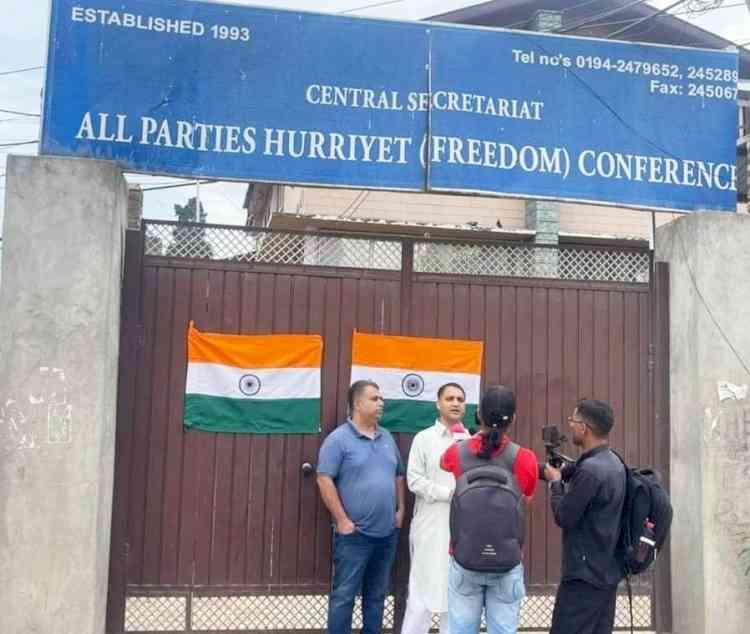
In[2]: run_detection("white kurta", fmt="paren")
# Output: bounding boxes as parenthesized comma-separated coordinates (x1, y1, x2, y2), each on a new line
(407, 420, 460, 613)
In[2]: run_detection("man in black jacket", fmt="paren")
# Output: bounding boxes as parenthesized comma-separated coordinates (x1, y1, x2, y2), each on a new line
(544, 399, 626, 634)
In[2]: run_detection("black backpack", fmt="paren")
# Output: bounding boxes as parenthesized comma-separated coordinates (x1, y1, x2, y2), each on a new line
(614, 451, 673, 575)
(449, 441, 524, 573)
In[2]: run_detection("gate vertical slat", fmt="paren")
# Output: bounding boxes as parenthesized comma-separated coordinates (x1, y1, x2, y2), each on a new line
(623, 294, 641, 467)
(483, 286, 501, 383)
(469, 284, 484, 346)
(529, 287, 549, 586)
(274, 272, 295, 586)
(546, 288, 564, 584)
(246, 431, 269, 585)
(191, 268, 220, 586)
(593, 291, 610, 402)
(281, 275, 312, 585)
(107, 228, 145, 633)
(162, 268, 193, 586)
(512, 286, 532, 579)
(142, 267, 177, 585)
(209, 269, 233, 588)
(220, 270, 247, 586)
(640, 293, 654, 468)
(211, 271, 241, 585)
(305, 276, 329, 588)
(499, 286, 517, 388)
(578, 290, 595, 407)
(316, 278, 342, 587)
(175, 271, 198, 586)
(608, 291, 626, 460)
(452, 283, 470, 339)
(128, 265, 160, 587)
(399, 241, 413, 337)
(227, 420, 251, 586)
(237, 270, 260, 587)
(434, 282, 449, 338)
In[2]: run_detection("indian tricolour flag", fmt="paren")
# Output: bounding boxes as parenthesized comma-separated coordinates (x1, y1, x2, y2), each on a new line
(184, 323, 322, 434)
(350, 331, 483, 433)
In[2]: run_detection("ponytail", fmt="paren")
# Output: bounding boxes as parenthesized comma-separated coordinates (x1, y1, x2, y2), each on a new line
(476, 385, 516, 459)
(478, 428, 504, 459)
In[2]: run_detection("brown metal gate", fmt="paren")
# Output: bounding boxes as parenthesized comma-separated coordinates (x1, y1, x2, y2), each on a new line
(107, 220, 670, 633)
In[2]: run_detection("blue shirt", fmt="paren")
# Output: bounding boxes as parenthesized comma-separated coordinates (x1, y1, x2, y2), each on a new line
(317, 420, 405, 538)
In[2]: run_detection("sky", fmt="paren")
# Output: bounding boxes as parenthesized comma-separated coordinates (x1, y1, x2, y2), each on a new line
(0, 0, 748, 232)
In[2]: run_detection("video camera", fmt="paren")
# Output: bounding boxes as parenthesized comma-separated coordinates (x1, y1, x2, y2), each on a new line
(538, 425, 575, 481)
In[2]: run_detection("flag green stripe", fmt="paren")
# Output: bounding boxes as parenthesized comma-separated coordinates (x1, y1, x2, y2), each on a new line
(380, 400, 478, 433)
(184, 394, 320, 434)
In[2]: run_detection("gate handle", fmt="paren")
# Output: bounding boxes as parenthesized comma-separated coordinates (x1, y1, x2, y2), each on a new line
(301, 462, 315, 477)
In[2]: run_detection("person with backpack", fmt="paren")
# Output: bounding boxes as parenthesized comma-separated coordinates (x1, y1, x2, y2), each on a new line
(543, 399, 626, 634)
(440, 385, 538, 634)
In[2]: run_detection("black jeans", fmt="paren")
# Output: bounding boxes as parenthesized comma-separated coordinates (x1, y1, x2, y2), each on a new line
(328, 530, 399, 634)
(549, 579, 618, 634)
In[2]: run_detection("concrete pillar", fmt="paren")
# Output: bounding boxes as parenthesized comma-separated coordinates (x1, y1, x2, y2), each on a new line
(655, 213, 750, 634)
(525, 199, 560, 245)
(128, 185, 143, 229)
(0, 156, 128, 634)
(524, 10, 562, 278)
(525, 199, 560, 276)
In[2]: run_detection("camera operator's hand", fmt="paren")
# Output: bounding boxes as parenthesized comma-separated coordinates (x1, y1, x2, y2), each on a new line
(544, 463, 562, 482)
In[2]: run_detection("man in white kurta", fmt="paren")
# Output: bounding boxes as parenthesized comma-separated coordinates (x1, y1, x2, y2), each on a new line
(403, 383, 469, 634)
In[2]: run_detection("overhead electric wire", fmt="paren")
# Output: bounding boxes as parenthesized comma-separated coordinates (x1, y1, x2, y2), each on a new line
(573, 1, 744, 33)
(0, 65, 44, 77)
(341, 0, 405, 14)
(562, 0, 611, 13)
(556, 0, 653, 33)
(141, 179, 217, 192)
(674, 0, 743, 13)
(0, 108, 40, 117)
(676, 222, 750, 380)
(606, 0, 689, 38)
(338, 190, 368, 218)
(342, 191, 371, 219)
(0, 140, 38, 148)
(501, 0, 609, 29)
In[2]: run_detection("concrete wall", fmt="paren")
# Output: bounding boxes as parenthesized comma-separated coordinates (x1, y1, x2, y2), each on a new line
(656, 213, 750, 634)
(0, 156, 128, 634)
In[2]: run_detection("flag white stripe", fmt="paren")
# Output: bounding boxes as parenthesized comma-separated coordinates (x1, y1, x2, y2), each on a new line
(350, 365, 480, 403)
(186, 363, 320, 400)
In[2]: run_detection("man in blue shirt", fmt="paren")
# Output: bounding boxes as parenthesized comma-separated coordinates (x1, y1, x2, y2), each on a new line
(317, 380, 406, 634)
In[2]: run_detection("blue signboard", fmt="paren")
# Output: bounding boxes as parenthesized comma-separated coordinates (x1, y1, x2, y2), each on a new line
(41, 0, 739, 212)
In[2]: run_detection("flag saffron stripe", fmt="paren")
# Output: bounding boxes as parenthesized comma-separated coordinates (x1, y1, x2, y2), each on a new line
(188, 325, 322, 369)
(186, 363, 320, 400)
(352, 331, 483, 374)
(184, 395, 320, 434)
(350, 365, 480, 403)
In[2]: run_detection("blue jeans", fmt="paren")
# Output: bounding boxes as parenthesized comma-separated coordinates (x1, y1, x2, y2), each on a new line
(328, 529, 399, 634)
(448, 558, 525, 634)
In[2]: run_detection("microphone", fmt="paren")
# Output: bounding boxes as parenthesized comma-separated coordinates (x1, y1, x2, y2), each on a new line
(450, 422, 470, 441)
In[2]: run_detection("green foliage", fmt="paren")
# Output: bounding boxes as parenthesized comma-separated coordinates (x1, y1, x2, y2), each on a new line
(173, 196, 207, 224)
(166, 196, 213, 259)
